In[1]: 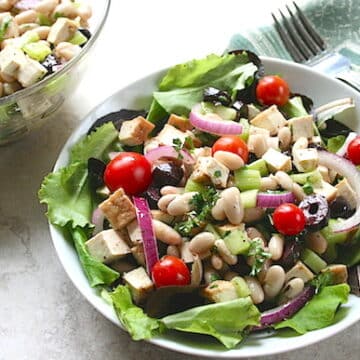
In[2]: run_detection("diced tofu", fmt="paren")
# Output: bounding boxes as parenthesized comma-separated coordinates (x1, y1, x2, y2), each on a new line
(85, 229, 131, 264)
(167, 113, 193, 131)
(17, 58, 47, 87)
(314, 180, 338, 202)
(321, 264, 348, 284)
(293, 148, 318, 172)
(131, 244, 146, 266)
(192, 156, 229, 188)
(248, 134, 269, 158)
(285, 261, 314, 283)
(262, 148, 292, 173)
(0, 46, 26, 77)
(202, 280, 238, 303)
(119, 116, 155, 146)
(47, 18, 77, 45)
(193, 146, 212, 160)
(250, 105, 287, 135)
(123, 267, 154, 303)
(335, 178, 357, 209)
(126, 220, 142, 245)
(290, 115, 314, 141)
(267, 136, 279, 150)
(249, 125, 271, 136)
(150, 210, 174, 224)
(99, 188, 136, 230)
(155, 124, 189, 146)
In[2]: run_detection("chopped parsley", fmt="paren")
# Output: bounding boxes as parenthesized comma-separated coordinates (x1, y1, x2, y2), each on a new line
(247, 238, 272, 276)
(172, 138, 184, 159)
(214, 170, 222, 178)
(0, 17, 12, 42)
(302, 182, 314, 195)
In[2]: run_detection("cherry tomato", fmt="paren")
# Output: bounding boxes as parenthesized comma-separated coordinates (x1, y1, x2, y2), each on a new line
(212, 135, 249, 163)
(256, 75, 290, 106)
(273, 203, 306, 236)
(347, 136, 360, 165)
(104, 152, 152, 195)
(151, 255, 191, 287)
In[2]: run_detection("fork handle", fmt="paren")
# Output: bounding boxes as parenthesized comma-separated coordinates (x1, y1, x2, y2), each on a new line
(336, 69, 360, 92)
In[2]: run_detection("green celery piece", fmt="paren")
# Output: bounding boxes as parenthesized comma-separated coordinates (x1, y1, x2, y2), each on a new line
(184, 178, 207, 193)
(231, 277, 251, 298)
(22, 42, 51, 62)
(19, 31, 40, 47)
(301, 248, 327, 273)
(234, 168, 261, 191)
(223, 229, 251, 255)
(73, 227, 119, 287)
(201, 102, 237, 120)
(239, 118, 250, 142)
(274, 284, 350, 334)
(327, 135, 346, 153)
(245, 159, 268, 176)
(290, 169, 322, 185)
(320, 219, 354, 245)
(240, 189, 259, 208)
(146, 99, 168, 124)
(111, 286, 162, 340)
(38, 13, 52, 26)
(69, 30, 88, 46)
(161, 297, 260, 349)
(280, 96, 309, 118)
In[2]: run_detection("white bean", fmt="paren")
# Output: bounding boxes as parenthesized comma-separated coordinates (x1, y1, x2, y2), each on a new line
(263, 265, 286, 299)
(257, 258, 272, 284)
(260, 176, 278, 191)
(221, 187, 244, 225)
(292, 183, 306, 201)
(268, 234, 285, 260)
(191, 255, 203, 286)
(248, 134, 268, 158)
(305, 231, 328, 254)
(160, 186, 184, 195)
(180, 241, 194, 263)
(278, 126, 291, 150)
(211, 254, 223, 270)
(77, 3, 92, 21)
(35, 0, 59, 15)
(214, 150, 244, 170)
(211, 198, 226, 221)
(167, 245, 180, 257)
(215, 239, 237, 265)
(167, 192, 197, 216)
(15, 10, 38, 25)
(53, 2, 78, 18)
(3, 81, 21, 95)
(189, 232, 216, 255)
(204, 265, 219, 284)
(153, 219, 182, 245)
(223, 271, 238, 281)
(274, 171, 293, 191)
(283, 278, 304, 299)
(157, 194, 177, 212)
(33, 26, 51, 40)
(243, 207, 265, 223)
(19, 23, 39, 35)
(246, 227, 266, 243)
(54, 42, 81, 61)
(0, 82, 3, 97)
(244, 276, 264, 304)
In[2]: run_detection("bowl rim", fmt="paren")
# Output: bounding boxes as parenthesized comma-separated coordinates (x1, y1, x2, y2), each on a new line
(49, 56, 360, 358)
(0, 0, 111, 104)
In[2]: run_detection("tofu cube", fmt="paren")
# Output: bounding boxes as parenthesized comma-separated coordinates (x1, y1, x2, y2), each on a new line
(321, 264, 348, 284)
(126, 220, 142, 245)
(47, 17, 77, 45)
(285, 261, 314, 283)
(249, 125, 270, 136)
(202, 280, 238, 303)
(123, 267, 154, 303)
(155, 124, 188, 146)
(99, 188, 136, 230)
(335, 178, 357, 209)
(262, 148, 292, 173)
(119, 116, 155, 146)
(193, 146, 212, 160)
(267, 136, 279, 150)
(314, 180, 338, 202)
(17, 58, 47, 87)
(131, 244, 146, 266)
(293, 148, 318, 172)
(192, 156, 229, 188)
(167, 113, 193, 131)
(85, 229, 131, 264)
(250, 105, 287, 135)
(0, 46, 27, 77)
(290, 115, 314, 141)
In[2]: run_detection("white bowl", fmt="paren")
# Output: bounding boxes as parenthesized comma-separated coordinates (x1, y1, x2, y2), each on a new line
(49, 57, 360, 358)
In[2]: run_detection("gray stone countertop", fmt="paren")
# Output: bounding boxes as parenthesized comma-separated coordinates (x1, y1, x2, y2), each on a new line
(0, 0, 359, 359)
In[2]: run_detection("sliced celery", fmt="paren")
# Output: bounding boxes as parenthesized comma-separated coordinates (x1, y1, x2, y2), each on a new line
(240, 189, 258, 208)
(290, 169, 322, 185)
(184, 178, 206, 193)
(22, 42, 51, 62)
(69, 31, 88, 46)
(301, 248, 327, 273)
(201, 102, 237, 120)
(245, 159, 268, 176)
(234, 168, 261, 191)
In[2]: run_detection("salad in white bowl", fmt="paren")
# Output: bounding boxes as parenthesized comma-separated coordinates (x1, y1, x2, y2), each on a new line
(39, 51, 360, 355)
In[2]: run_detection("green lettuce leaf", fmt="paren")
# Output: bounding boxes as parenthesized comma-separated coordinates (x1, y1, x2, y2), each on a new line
(161, 297, 260, 349)
(280, 96, 309, 118)
(111, 286, 162, 340)
(39, 162, 92, 228)
(73, 227, 119, 287)
(147, 53, 257, 121)
(274, 284, 350, 334)
(327, 135, 346, 153)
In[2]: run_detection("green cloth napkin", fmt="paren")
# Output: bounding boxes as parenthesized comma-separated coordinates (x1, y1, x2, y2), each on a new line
(227, 0, 360, 66)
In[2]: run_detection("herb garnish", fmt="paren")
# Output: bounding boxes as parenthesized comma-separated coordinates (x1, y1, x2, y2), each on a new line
(247, 238, 272, 276)
(214, 170, 222, 178)
(172, 138, 184, 159)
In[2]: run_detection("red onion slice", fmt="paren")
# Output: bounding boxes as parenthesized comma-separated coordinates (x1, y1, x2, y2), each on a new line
(318, 150, 360, 232)
(256, 192, 296, 208)
(91, 207, 105, 235)
(253, 286, 316, 331)
(145, 145, 195, 165)
(336, 132, 357, 157)
(133, 197, 159, 274)
(189, 104, 243, 135)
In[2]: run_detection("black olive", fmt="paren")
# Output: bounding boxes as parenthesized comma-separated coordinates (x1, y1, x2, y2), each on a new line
(203, 87, 232, 106)
(142, 186, 161, 209)
(278, 240, 302, 269)
(299, 194, 329, 231)
(87, 157, 106, 190)
(329, 196, 355, 219)
(318, 119, 352, 139)
(41, 54, 60, 75)
(247, 152, 258, 163)
(152, 163, 184, 187)
(87, 109, 147, 134)
(308, 143, 326, 151)
(79, 28, 92, 40)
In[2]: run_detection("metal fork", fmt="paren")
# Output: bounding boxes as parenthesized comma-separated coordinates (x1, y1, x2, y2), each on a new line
(272, 1, 360, 92)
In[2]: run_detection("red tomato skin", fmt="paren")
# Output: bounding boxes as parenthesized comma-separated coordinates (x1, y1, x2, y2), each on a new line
(256, 75, 290, 106)
(152, 255, 191, 287)
(273, 203, 306, 236)
(104, 152, 152, 195)
(347, 136, 360, 165)
(212, 135, 249, 163)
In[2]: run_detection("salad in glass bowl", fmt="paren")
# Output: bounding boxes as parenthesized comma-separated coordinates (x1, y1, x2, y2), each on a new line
(39, 50, 360, 352)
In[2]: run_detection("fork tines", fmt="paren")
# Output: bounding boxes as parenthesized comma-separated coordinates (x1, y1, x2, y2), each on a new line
(272, 1, 326, 63)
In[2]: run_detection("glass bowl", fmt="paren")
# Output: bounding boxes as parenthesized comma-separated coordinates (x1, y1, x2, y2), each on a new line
(0, 0, 111, 145)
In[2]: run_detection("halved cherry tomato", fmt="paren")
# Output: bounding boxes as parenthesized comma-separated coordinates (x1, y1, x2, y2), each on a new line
(256, 75, 290, 106)
(273, 203, 306, 236)
(151, 255, 191, 287)
(347, 136, 360, 165)
(212, 135, 249, 163)
(104, 152, 152, 195)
